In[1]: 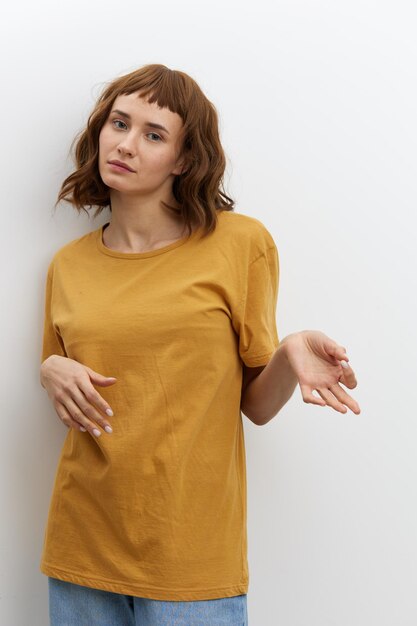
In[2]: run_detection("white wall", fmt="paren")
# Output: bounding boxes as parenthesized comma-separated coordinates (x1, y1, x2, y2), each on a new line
(1, 0, 416, 624)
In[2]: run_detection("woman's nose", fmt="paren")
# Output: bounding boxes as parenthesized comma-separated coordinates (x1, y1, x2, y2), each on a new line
(118, 143, 134, 156)
(117, 135, 136, 155)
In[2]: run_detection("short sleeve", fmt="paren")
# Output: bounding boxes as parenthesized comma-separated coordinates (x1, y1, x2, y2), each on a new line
(40, 260, 67, 363)
(233, 243, 280, 367)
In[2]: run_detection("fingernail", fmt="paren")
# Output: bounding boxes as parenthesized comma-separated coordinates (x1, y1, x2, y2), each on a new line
(105, 425, 113, 433)
(80, 426, 87, 432)
(93, 428, 101, 437)
(341, 360, 349, 369)
(106, 408, 114, 416)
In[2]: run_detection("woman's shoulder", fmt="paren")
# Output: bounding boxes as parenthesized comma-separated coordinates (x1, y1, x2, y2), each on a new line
(46, 226, 99, 267)
(218, 209, 277, 256)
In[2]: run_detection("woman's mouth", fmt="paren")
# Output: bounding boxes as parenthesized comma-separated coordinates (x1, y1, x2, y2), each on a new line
(108, 161, 134, 172)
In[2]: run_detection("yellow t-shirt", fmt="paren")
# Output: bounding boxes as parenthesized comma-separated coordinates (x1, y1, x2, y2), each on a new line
(39, 208, 280, 601)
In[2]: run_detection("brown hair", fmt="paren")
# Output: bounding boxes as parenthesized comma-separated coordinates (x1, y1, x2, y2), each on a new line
(55, 63, 235, 237)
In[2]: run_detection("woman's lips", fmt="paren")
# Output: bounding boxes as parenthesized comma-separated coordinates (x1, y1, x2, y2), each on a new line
(108, 163, 134, 173)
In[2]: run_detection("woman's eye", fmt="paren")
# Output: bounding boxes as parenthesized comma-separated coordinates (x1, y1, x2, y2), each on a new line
(112, 119, 127, 130)
(111, 120, 161, 142)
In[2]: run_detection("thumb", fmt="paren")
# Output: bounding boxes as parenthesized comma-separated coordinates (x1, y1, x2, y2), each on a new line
(326, 340, 348, 365)
(84, 366, 117, 386)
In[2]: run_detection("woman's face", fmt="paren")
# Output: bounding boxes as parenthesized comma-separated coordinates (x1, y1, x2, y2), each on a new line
(98, 91, 186, 196)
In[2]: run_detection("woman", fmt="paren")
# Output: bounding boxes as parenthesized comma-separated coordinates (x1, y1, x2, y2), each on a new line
(39, 63, 360, 625)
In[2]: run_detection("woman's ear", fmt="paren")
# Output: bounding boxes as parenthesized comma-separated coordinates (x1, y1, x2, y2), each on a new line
(172, 148, 192, 176)
(172, 162, 187, 176)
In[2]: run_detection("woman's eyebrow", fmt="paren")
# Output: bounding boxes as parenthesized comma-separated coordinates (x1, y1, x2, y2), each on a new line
(111, 109, 170, 134)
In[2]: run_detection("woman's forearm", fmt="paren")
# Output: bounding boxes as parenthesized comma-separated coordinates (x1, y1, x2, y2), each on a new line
(241, 335, 299, 426)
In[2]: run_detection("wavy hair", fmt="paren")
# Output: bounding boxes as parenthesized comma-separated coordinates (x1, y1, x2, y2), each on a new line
(55, 63, 235, 237)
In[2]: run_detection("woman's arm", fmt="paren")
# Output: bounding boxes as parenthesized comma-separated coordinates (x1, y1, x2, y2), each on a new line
(241, 330, 360, 426)
(240, 337, 297, 425)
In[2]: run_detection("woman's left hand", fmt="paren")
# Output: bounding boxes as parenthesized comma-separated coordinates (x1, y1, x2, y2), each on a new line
(282, 330, 361, 414)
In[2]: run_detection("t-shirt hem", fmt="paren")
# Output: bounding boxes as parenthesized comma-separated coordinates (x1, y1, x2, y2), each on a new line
(40, 562, 249, 601)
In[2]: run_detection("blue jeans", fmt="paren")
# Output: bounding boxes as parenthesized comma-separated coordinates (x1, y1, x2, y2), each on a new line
(48, 577, 248, 625)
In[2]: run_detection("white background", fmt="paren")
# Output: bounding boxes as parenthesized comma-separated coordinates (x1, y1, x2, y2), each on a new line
(1, 0, 416, 624)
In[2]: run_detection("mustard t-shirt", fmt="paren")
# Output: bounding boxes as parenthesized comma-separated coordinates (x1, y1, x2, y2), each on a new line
(39, 208, 280, 601)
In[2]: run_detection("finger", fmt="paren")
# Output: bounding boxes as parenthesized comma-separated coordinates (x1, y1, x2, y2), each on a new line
(328, 383, 361, 414)
(315, 388, 348, 413)
(54, 402, 87, 432)
(338, 362, 358, 389)
(61, 395, 105, 438)
(83, 365, 117, 386)
(70, 385, 114, 433)
(299, 384, 326, 407)
(328, 342, 349, 363)
(78, 379, 115, 419)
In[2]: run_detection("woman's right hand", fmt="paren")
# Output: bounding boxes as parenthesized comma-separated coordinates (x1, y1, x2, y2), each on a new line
(40, 355, 117, 437)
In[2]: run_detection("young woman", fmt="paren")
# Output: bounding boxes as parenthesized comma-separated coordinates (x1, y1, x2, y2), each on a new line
(39, 63, 360, 626)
